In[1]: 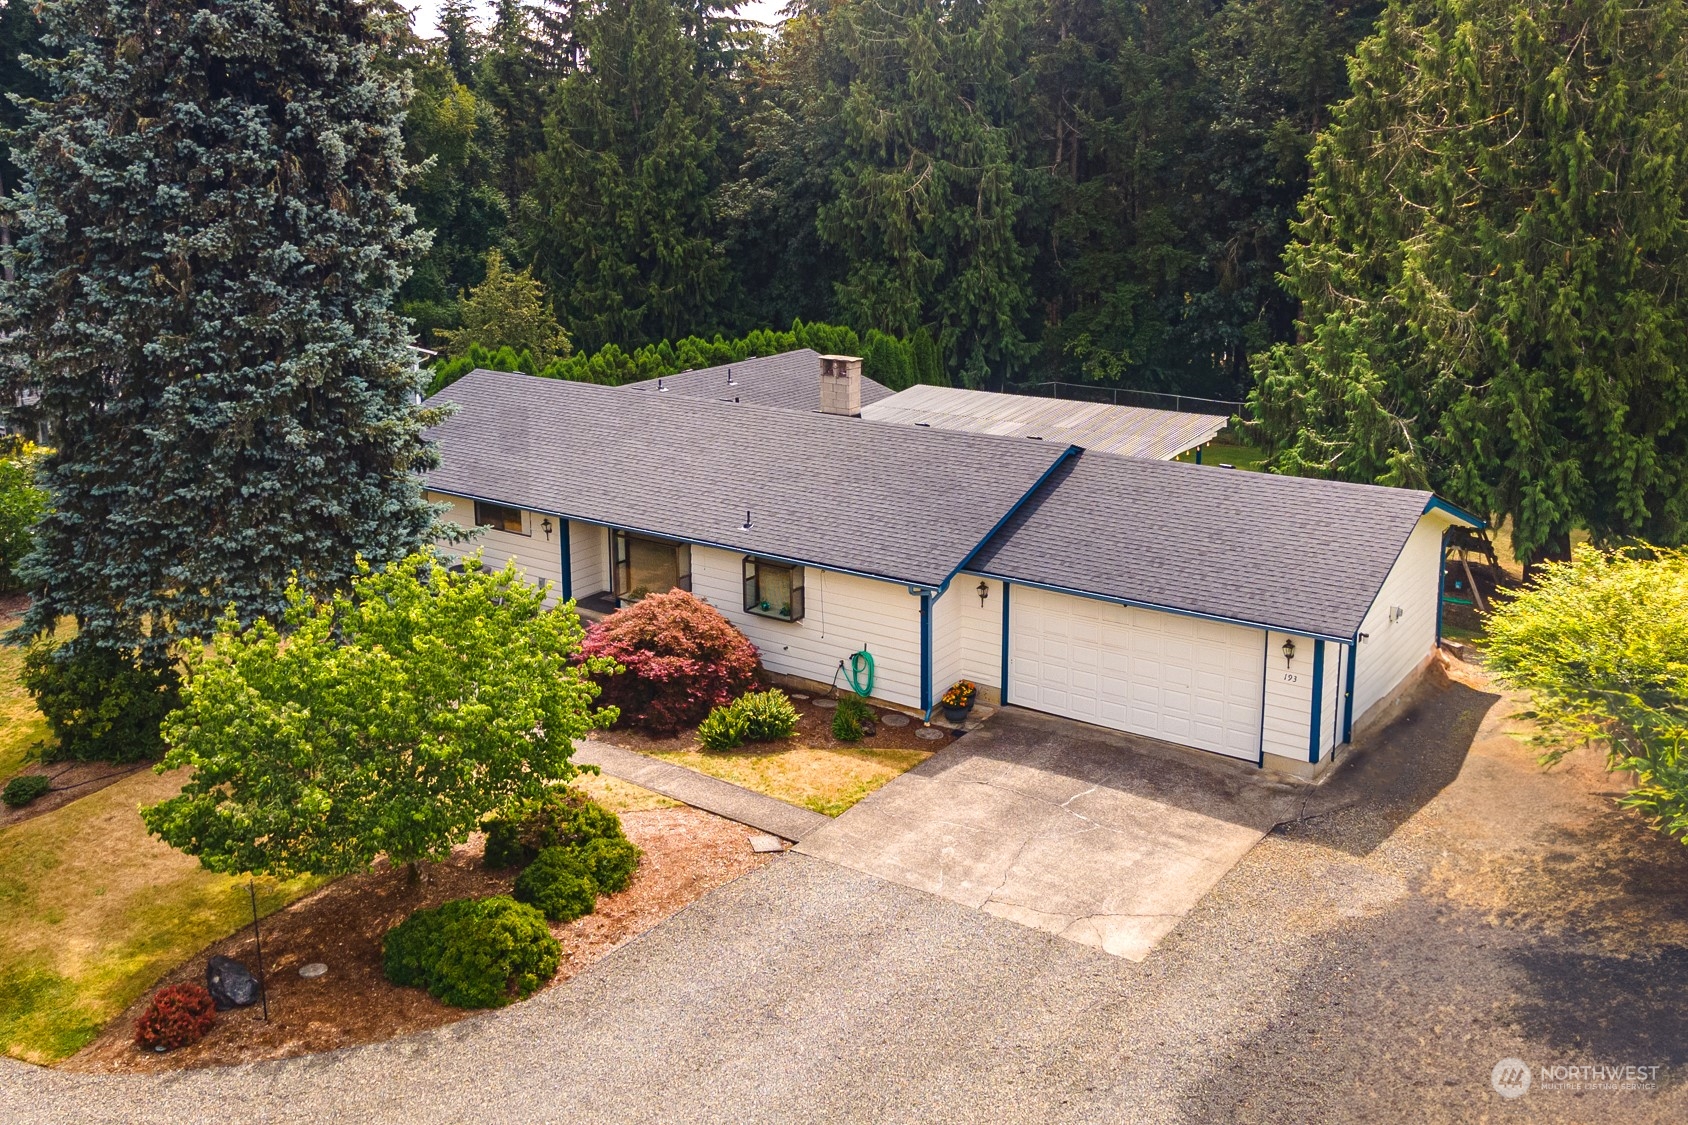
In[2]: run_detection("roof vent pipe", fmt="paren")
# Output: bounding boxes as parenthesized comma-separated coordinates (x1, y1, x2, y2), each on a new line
(818, 354, 863, 417)
(727, 366, 736, 386)
(657, 378, 665, 390)
(742, 509, 752, 530)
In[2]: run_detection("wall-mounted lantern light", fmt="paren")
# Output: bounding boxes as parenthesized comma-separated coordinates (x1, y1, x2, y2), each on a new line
(1282, 637, 1296, 667)
(976, 580, 990, 607)
(540, 517, 553, 541)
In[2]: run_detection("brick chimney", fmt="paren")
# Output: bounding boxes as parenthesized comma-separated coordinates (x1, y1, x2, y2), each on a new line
(819, 354, 863, 417)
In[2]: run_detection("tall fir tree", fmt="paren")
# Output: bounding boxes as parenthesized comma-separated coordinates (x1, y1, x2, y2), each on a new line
(0, 0, 49, 281)
(818, 0, 1039, 387)
(437, 0, 480, 83)
(530, 0, 725, 350)
(0, 0, 439, 657)
(1246, 0, 1688, 564)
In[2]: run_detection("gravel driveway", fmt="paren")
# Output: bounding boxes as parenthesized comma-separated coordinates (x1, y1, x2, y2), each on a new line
(5, 658, 1685, 1123)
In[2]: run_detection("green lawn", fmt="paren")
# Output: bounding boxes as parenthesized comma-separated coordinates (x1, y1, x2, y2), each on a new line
(0, 626, 50, 780)
(1176, 437, 1269, 472)
(0, 767, 319, 1064)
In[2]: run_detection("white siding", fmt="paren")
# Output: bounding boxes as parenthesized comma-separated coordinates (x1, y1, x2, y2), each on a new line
(1352, 515, 1448, 725)
(687, 545, 925, 709)
(931, 575, 1004, 697)
(428, 491, 565, 603)
(1261, 630, 1312, 763)
(568, 521, 611, 597)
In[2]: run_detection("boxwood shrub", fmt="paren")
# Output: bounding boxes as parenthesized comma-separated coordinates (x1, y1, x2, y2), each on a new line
(576, 836, 642, 895)
(2, 774, 51, 808)
(21, 639, 179, 763)
(382, 896, 560, 1008)
(512, 846, 599, 922)
(483, 787, 625, 870)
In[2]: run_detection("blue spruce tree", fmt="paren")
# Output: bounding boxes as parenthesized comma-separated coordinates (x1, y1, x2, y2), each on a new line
(0, 0, 439, 659)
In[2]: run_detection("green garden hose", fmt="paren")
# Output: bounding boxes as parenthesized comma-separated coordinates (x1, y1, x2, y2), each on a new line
(845, 649, 875, 697)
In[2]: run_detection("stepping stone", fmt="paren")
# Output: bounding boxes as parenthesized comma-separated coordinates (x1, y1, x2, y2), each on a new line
(813, 698, 838, 709)
(915, 727, 946, 741)
(879, 712, 911, 727)
(298, 963, 328, 979)
(748, 834, 785, 853)
(788, 692, 811, 701)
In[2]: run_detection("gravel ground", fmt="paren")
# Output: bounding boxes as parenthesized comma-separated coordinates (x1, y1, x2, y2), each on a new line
(4, 658, 1685, 1123)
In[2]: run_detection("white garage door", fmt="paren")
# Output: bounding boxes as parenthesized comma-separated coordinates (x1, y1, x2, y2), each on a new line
(1009, 586, 1265, 761)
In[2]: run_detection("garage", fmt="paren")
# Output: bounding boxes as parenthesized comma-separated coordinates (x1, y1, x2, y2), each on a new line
(1007, 585, 1265, 761)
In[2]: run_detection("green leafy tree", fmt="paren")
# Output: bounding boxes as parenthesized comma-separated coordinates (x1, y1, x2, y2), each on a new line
(0, 437, 45, 592)
(818, 0, 1038, 387)
(1486, 546, 1688, 844)
(142, 552, 618, 878)
(0, 0, 439, 659)
(530, 0, 726, 350)
(437, 249, 571, 365)
(1246, 0, 1688, 565)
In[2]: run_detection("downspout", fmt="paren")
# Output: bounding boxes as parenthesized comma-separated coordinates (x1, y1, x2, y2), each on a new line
(1435, 527, 1450, 643)
(919, 591, 933, 717)
(1342, 641, 1357, 744)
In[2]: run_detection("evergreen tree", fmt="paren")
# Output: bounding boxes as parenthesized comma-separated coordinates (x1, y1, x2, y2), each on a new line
(437, 0, 480, 83)
(0, 0, 438, 658)
(478, 0, 548, 205)
(818, 0, 1039, 387)
(0, 0, 48, 280)
(439, 249, 572, 364)
(1246, 0, 1688, 564)
(531, 0, 725, 350)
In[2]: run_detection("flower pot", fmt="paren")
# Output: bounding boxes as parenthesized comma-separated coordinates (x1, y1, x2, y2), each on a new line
(941, 704, 971, 724)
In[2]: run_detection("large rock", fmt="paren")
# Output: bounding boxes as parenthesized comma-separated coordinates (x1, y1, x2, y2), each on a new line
(205, 955, 259, 1010)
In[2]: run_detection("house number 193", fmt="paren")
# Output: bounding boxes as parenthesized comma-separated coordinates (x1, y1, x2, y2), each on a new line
(1282, 672, 1299, 683)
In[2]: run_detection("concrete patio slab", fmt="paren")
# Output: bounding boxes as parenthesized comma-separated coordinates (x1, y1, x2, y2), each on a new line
(795, 707, 1303, 959)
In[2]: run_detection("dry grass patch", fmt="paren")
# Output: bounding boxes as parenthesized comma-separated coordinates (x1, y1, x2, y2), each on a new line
(645, 742, 929, 817)
(575, 770, 681, 812)
(0, 767, 319, 1064)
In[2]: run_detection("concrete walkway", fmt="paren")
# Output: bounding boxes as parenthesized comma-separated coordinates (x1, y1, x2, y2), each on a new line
(574, 739, 830, 842)
(797, 708, 1302, 960)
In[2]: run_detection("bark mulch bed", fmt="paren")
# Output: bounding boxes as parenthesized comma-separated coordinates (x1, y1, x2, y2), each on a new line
(0, 759, 155, 831)
(63, 806, 771, 1073)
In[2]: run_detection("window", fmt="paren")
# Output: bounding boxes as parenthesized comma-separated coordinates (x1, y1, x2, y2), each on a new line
(613, 530, 691, 601)
(473, 500, 526, 534)
(743, 557, 804, 622)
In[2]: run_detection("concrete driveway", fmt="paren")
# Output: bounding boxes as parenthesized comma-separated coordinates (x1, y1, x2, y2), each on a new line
(796, 708, 1303, 960)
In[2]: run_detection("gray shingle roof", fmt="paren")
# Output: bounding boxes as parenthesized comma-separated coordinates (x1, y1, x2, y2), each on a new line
(970, 451, 1451, 640)
(621, 349, 895, 412)
(425, 369, 1072, 590)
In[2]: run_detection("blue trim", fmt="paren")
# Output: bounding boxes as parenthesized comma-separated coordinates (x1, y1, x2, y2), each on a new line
(559, 518, 572, 601)
(969, 571, 1352, 645)
(1423, 495, 1484, 529)
(945, 444, 1082, 593)
(1436, 527, 1450, 644)
(1342, 641, 1357, 744)
(427, 488, 943, 595)
(1309, 639, 1326, 764)
(999, 581, 1011, 704)
(919, 592, 934, 713)
(1257, 631, 1270, 767)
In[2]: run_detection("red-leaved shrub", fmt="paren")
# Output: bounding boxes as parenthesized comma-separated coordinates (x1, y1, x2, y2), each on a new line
(579, 590, 762, 733)
(134, 982, 217, 1051)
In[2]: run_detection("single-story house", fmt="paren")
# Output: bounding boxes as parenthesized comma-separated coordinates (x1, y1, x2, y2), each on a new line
(424, 352, 1479, 778)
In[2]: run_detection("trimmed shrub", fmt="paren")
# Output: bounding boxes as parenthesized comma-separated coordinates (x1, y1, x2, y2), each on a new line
(697, 688, 799, 751)
(22, 639, 179, 763)
(696, 702, 750, 751)
(2, 774, 51, 808)
(577, 836, 642, 895)
(736, 689, 800, 741)
(513, 846, 600, 922)
(134, 983, 216, 1051)
(831, 695, 873, 742)
(482, 787, 625, 870)
(382, 896, 560, 1008)
(579, 590, 762, 733)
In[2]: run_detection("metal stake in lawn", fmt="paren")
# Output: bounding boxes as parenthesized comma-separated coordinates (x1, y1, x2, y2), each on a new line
(248, 880, 270, 1021)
